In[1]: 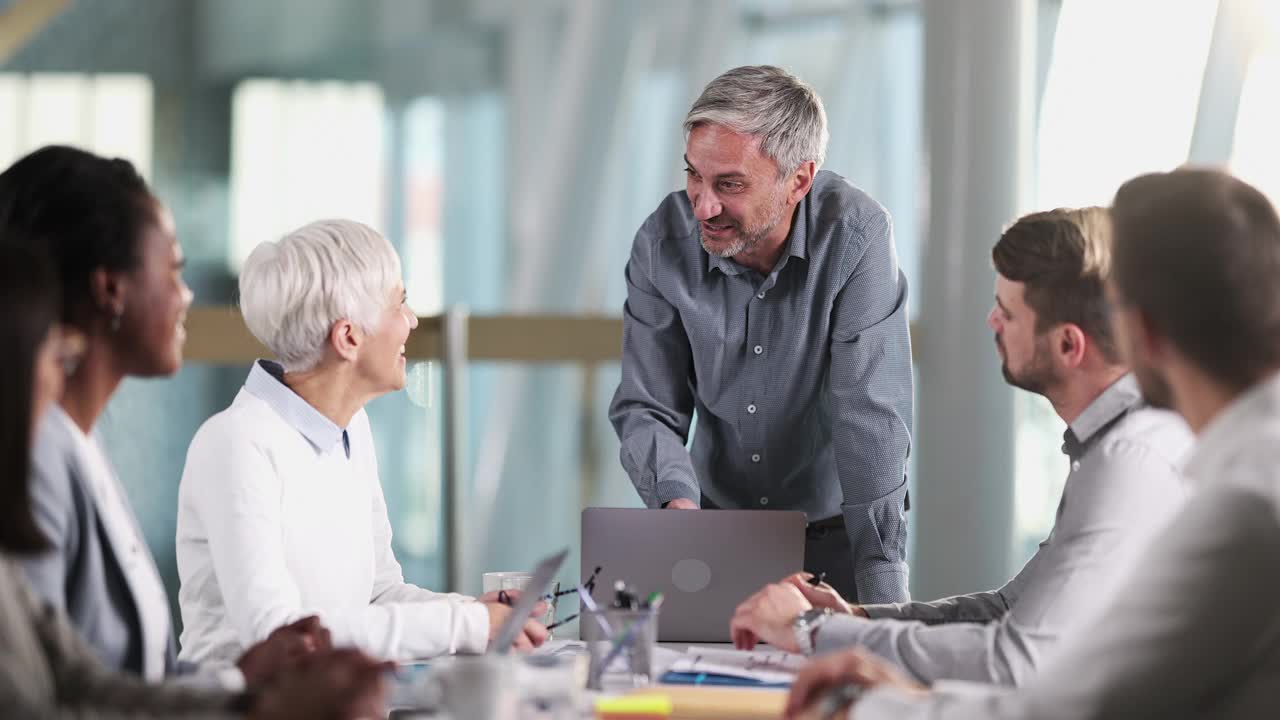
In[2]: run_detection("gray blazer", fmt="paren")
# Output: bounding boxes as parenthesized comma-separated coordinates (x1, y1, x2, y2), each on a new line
(20, 407, 179, 677)
(0, 553, 239, 718)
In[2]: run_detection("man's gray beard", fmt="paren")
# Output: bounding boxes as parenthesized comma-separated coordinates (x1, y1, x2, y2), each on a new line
(702, 234, 750, 258)
(701, 192, 787, 259)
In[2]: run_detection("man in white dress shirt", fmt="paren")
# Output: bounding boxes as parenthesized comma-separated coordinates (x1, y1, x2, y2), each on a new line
(176, 220, 548, 664)
(785, 169, 1280, 719)
(729, 207, 1191, 686)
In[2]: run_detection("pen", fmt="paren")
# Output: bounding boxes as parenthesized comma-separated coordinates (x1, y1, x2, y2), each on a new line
(808, 572, 827, 587)
(545, 612, 579, 631)
(542, 566, 601, 601)
(578, 583, 614, 639)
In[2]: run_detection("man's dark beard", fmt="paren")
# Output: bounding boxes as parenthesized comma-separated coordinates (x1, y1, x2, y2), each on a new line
(998, 334, 1056, 396)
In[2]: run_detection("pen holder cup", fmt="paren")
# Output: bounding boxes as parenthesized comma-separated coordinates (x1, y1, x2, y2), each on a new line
(582, 606, 660, 691)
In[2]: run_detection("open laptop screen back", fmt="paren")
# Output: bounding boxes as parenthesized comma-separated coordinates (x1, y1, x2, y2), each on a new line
(580, 508, 805, 642)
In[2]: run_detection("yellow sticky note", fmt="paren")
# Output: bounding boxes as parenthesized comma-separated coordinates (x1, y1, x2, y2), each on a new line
(596, 694, 675, 717)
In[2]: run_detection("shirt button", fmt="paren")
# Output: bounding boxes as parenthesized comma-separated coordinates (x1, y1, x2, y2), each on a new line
(760, 497, 769, 506)
(751, 454, 761, 463)
(753, 345, 763, 355)
(757, 291, 766, 300)
(747, 403, 757, 414)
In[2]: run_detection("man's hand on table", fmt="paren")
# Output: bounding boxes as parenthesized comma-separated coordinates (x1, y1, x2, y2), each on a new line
(663, 498, 698, 510)
(730, 582, 814, 652)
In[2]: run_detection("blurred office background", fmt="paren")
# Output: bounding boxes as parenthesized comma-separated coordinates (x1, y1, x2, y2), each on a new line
(2, 0, 1277, 633)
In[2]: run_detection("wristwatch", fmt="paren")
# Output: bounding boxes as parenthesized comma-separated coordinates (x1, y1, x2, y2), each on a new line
(791, 607, 833, 655)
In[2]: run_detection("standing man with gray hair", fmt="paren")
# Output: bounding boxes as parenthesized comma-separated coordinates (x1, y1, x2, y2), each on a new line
(609, 65, 914, 603)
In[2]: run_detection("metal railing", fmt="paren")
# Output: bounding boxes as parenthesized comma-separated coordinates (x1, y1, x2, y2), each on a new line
(183, 306, 624, 364)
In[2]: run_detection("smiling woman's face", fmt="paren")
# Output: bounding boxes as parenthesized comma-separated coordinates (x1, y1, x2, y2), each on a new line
(354, 283, 419, 395)
(112, 201, 193, 378)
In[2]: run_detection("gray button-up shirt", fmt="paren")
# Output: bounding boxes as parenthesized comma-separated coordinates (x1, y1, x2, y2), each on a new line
(609, 170, 915, 602)
(854, 372, 1280, 720)
(815, 375, 1192, 686)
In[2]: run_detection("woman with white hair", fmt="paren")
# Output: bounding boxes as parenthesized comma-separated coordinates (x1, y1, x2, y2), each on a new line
(175, 219, 547, 665)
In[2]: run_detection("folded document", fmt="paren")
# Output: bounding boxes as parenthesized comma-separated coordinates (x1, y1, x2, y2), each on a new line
(661, 646, 804, 687)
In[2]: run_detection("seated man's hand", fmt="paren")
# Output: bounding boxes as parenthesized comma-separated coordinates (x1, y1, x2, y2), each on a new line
(730, 582, 813, 652)
(781, 573, 865, 616)
(238, 615, 332, 688)
(483, 600, 549, 651)
(784, 648, 926, 720)
(663, 498, 698, 510)
(248, 647, 393, 720)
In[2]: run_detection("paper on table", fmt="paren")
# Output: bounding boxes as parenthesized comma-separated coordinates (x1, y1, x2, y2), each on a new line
(533, 639, 588, 657)
(665, 646, 806, 685)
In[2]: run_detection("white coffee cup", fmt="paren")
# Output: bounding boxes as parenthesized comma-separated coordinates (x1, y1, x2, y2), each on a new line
(482, 571, 531, 594)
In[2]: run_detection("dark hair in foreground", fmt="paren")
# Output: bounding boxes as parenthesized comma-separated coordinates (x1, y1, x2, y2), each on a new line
(0, 144, 154, 327)
(0, 241, 60, 553)
(1111, 168, 1280, 390)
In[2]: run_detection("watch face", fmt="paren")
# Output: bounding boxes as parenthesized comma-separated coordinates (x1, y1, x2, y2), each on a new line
(793, 609, 828, 655)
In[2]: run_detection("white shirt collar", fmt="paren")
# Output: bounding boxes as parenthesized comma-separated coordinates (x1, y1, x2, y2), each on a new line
(243, 359, 351, 458)
(1069, 373, 1144, 444)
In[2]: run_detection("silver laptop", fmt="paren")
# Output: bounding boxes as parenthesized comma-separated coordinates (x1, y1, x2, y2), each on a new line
(580, 508, 805, 642)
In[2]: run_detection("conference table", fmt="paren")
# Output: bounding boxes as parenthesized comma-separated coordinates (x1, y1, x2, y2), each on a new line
(388, 639, 795, 719)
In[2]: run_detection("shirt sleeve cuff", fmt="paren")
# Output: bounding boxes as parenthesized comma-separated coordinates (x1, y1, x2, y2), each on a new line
(655, 479, 699, 508)
(856, 564, 910, 605)
(813, 614, 876, 654)
(861, 602, 908, 620)
(455, 601, 491, 655)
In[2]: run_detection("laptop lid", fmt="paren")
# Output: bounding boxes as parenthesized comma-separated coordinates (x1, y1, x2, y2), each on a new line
(580, 509, 805, 642)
